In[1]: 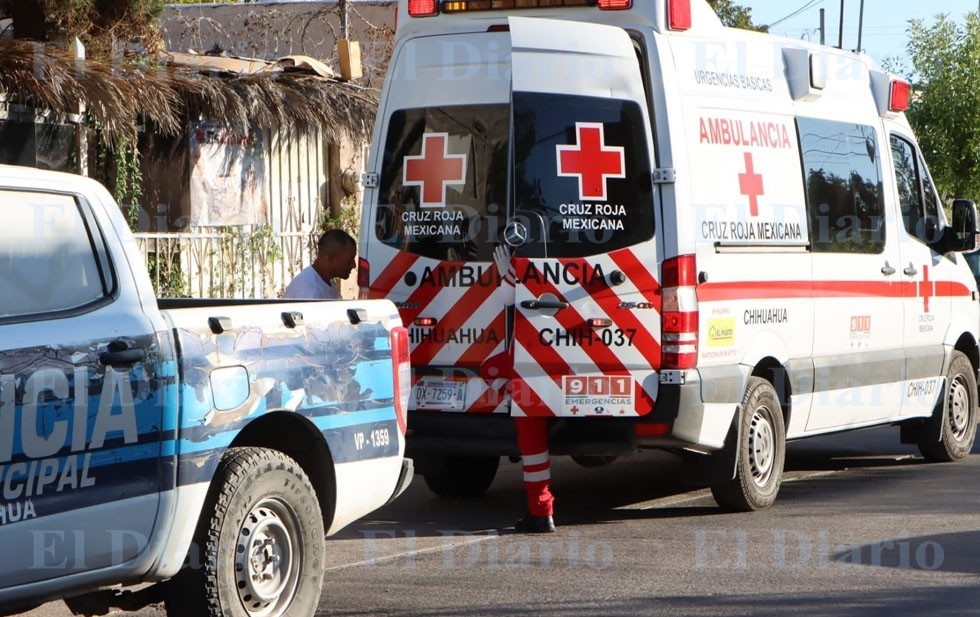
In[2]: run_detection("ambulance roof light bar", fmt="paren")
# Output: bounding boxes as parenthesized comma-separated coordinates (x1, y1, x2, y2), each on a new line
(436, 0, 632, 15)
(667, 0, 691, 30)
(890, 79, 911, 112)
(408, 0, 438, 17)
(870, 70, 911, 117)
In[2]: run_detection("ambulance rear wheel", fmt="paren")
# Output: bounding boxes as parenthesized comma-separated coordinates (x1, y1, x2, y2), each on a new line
(422, 454, 500, 498)
(711, 377, 785, 512)
(918, 351, 978, 462)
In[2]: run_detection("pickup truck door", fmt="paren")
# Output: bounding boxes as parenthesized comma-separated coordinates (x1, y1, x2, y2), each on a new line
(0, 188, 166, 588)
(507, 17, 660, 418)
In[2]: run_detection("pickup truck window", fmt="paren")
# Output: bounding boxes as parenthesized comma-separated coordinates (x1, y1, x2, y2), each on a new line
(1, 190, 111, 320)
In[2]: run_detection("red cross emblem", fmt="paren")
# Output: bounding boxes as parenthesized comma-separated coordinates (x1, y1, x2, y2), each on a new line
(738, 152, 764, 216)
(403, 133, 467, 207)
(918, 265, 933, 313)
(556, 122, 625, 202)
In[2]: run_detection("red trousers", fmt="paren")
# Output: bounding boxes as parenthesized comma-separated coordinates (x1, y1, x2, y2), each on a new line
(514, 415, 554, 517)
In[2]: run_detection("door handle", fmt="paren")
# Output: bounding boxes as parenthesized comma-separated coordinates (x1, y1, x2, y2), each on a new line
(904, 265, 918, 276)
(881, 262, 896, 276)
(99, 340, 146, 367)
(521, 300, 569, 311)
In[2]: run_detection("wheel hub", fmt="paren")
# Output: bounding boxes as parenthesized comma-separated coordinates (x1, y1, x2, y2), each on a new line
(748, 407, 775, 487)
(235, 501, 296, 617)
(948, 375, 970, 439)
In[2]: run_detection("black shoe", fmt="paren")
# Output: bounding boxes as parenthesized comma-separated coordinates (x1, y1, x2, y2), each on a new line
(514, 515, 555, 533)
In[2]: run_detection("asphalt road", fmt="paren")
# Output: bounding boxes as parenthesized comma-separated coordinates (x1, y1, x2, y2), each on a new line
(13, 424, 980, 616)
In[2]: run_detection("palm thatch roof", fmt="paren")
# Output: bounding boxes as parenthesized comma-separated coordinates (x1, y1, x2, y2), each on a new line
(0, 39, 377, 148)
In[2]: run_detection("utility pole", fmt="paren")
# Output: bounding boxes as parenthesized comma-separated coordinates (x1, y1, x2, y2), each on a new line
(857, 0, 865, 52)
(838, 0, 845, 49)
(820, 8, 825, 45)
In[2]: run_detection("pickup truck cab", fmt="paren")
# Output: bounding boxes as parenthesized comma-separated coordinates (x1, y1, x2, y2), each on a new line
(0, 165, 412, 617)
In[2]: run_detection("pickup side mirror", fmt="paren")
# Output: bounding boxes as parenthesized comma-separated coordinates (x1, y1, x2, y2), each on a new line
(934, 199, 979, 254)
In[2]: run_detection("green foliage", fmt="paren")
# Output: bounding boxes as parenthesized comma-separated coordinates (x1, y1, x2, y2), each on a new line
(904, 13, 980, 201)
(318, 194, 361, 240)
(707, 0, 768, 32)
(146, 251, 189, 298)
(213, 225, 283, 297)
(92, 121, 143, 232)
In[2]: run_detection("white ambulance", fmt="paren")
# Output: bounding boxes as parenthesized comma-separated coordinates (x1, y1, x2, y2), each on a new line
(358, 0, 980, 510)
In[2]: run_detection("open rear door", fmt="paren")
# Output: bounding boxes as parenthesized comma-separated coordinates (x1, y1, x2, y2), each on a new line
(506, 17, 661, 418)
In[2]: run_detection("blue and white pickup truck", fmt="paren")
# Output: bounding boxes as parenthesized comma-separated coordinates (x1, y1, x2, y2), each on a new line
(0, 165, 413, 617)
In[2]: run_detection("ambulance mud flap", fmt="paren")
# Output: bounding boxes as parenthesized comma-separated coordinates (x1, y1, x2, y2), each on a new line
(681, 410, 741, 486)
(901, 349, 979, 461)
(900, 350, 956, 446)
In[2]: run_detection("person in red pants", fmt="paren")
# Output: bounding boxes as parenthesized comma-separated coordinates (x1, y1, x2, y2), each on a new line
(513, 416, 556, 533)
(482, 246, 556, 533)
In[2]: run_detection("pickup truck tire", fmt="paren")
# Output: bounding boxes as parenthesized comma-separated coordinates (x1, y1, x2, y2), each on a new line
(711, 377, 785, 512)
(165, 447, 325, 617)
(421, 454, 499, 498)
(918, 351, 978, 462)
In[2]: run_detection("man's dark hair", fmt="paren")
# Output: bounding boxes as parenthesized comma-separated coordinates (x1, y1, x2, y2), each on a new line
(317, 229, 356, 255)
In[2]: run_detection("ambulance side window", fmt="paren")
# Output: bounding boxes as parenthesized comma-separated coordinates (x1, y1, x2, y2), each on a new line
(0, 190, 114, 321)
(797, 118, 885, 254)
(891, 135, 942, 244)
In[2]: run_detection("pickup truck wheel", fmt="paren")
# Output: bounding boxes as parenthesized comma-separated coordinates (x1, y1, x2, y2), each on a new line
(422, 454, 499, 498)
(711, 377, 785, 512)
(919, 351, 978, 462)
(165, 447, 324, 617)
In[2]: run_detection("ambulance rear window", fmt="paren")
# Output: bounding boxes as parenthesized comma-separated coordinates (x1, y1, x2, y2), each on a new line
(374, 104, 509, 262)
(512, 92, 654, 258)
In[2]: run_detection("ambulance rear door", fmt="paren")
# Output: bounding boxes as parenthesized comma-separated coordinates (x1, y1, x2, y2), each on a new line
(506, 17, 661, 418)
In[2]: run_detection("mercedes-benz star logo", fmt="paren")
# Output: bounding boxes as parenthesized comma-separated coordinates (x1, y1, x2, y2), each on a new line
(504, 221, 528, 247)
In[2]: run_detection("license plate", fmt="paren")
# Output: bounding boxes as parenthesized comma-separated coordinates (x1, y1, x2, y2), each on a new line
(413, 378, 466, 411)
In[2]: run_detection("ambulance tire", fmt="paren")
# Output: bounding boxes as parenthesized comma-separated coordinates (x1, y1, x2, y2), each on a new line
(422, 454, 500, 498)
(164, 447, 324, 617)
(711, 377, 786, 512)
(918, 351, 978, 462)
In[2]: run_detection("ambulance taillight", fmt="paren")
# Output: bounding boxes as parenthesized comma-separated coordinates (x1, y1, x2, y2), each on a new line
(358, 257, 371, 299)
(889, 80, 911, 112)
(407, 0, 438, 17)
(390, 326, 411, 435)
(667, 0, 692, 31)
(661, 254, 699, 369)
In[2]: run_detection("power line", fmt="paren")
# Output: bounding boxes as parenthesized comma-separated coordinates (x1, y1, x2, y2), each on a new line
(769, 0, 823, 28)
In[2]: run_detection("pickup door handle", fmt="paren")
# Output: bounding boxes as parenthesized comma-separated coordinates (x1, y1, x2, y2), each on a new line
(521, 300, 569, 311)
(99, 341, 146, 367)
(881, 262, 896, 276)
(904, 265, 919, 276)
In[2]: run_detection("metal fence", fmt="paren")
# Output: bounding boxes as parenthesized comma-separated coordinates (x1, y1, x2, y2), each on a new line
(134, 229, 316, 299)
